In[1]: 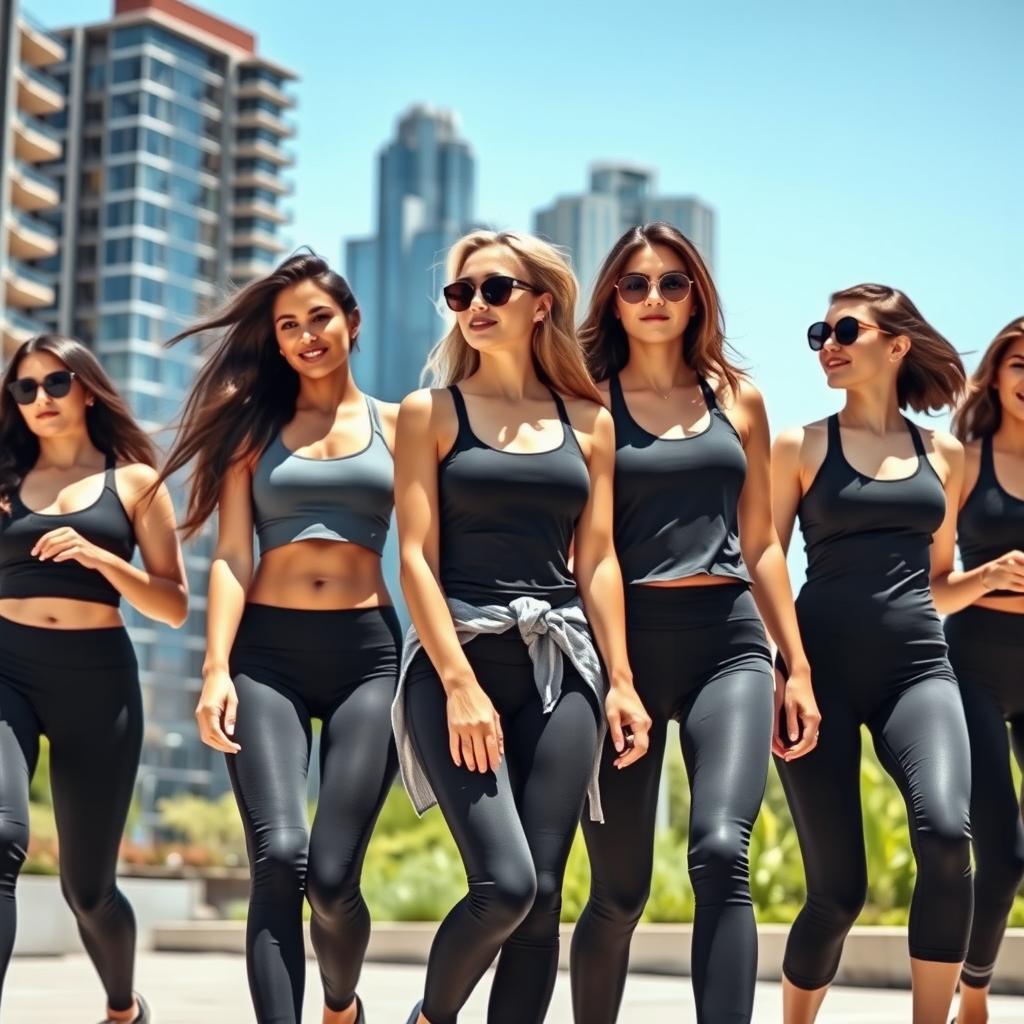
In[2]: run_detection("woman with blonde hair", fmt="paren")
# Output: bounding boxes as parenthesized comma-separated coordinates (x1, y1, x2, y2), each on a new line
(772, 285, 972, 1024)
(939, 317, 1024, 1024)
(393, 230, 651, 1024)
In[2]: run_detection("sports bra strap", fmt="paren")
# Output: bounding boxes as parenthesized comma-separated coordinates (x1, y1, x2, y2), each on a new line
(608, 374, 625, 415)
(827, 414, 842, 451)
(698, 376, 718, 413)
(103, 452, 118, 494)
(365, 396, 384, 437)
(448, 385, 470, 432)
(980, 433, 995, 479)
(550, 390, 571, 426)
(904, 418, 927, 459)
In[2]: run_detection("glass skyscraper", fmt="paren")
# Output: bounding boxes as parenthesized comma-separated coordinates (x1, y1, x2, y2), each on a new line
(2, 0, 297, 833)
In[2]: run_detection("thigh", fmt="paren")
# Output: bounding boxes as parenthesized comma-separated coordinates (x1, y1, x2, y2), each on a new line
(229, 672, 313, 841)
(869, 677, 971, 839)
(0, 683, 40, 845)
(681, 665, 774, 849)
(776, 692, 867, 892)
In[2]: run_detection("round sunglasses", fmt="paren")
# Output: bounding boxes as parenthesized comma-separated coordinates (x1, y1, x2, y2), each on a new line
(7, 370, 78, 405)
(615, 272, 692, 304)
(443, 275, 538, 313)
(807, 316, 894, 351)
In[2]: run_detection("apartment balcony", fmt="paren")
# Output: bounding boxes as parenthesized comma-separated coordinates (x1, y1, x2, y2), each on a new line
(4, 260, 56, 309)
(16, 65, 64, 117)
(234, 138, 294, 166)
(7, 209, 59, 260)
(232, 168, 291, 195)
(231, 230, 286, 254)
(235, 108, 294, 138)
(230, 199, 290, 224)
(18, 14, 67, 67)
(12, 112, 62, 163)
(230, 257, 277, 282)
(10, 160, 60, 211)
(236, 78, 295, 109)
(2, 307, 44, 356)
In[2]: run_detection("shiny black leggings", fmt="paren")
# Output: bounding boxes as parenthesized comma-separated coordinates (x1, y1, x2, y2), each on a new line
(228, 604, 401, 1024)
(778, 585, 972, 990)
(571, 585, 774, 1024)
(0, 616, 142, 1013)
(404, 633, 601, 1024)
(946, 606, 1024, 990)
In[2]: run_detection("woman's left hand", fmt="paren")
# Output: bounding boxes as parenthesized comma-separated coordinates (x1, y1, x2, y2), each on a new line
(773, 663, 820, 761)
(33, 527, 111, 570)
(605, 685, 653, 769)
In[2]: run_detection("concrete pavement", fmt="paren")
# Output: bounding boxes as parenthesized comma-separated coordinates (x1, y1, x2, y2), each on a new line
(6, 953, 1023, 1023)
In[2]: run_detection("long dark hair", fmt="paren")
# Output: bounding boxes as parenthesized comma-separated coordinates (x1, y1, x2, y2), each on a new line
(0, 335, 156, 515)
(578, 221, 743, 394)
(155, 251, 360, 537)
(830, 284, 966, 413)
(952, 316, 1024, 442)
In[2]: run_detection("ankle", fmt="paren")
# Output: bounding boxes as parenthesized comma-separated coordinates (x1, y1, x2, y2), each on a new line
(322, 996, 359, 1024)
(106, 1001, 138, 1023)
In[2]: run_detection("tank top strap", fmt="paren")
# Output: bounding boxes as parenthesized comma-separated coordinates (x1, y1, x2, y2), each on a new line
(447, 385, 471, 435)
(550, 389, 572, 426)
(103, 452, 119, 492)
(365, 396, 384, 438)
(979, 432, 996, 481)
(608, 374, 626, 420)
(826, 413, 842, 455)
(698, 376, 719, 412)
(904, 417, 927, 459)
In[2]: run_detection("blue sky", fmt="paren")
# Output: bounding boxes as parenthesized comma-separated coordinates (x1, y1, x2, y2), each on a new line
(45, 0, 1023, 437)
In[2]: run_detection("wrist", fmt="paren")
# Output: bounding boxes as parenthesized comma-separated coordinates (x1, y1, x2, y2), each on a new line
(203, 660, 230, 678)
(607, 666, 636, 691)
(979, 564, 994, 593)
(440, 667, 478, 693)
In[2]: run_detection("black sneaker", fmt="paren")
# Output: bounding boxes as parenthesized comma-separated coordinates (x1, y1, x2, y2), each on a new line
(98, 993, 151, 1024)
(404, 1000, 423, 1024)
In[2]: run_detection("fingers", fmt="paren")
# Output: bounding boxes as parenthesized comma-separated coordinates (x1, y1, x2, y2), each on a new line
(607, 708, 624, 753)
(33, 529, 77, 561)
(613, 716, 651, 769)
(224, 690, 238, 738)
(494, 713, 505, 758)
(460, 732, 477, 772)
(470, 731, 489, 775)
(449, 729, 462, 768)
(196, 705, 241, 754)
(785, 706, 821, 761)
(786, 700, 800, 745)
(485, 731, 501, 773)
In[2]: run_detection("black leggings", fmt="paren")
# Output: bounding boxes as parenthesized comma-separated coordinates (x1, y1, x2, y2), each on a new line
(945, 605, 1024, 990)
(777, 584, 972, 989)
(228, 604, 401, 1024)
(0, 615, 142, 1012)
(404, 633, 600, 1024)
(571, 585, 774, 1024)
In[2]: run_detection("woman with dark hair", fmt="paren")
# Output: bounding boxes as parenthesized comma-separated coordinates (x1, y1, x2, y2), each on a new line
(569, 222, 818, 1024)
(772, 285, 972, 1023)
(156, 252, 398, 1024)
(395, 230, 651, 1024)
(936, 318, 1024, 1024)
(0, 335, 187, 1024)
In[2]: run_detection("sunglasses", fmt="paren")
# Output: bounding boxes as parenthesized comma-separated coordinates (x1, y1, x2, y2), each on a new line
(442, 275, 538, 312)
(615, 272, 692, 304)
(807, 316, 894, 351)
(7, 370, 78, 405)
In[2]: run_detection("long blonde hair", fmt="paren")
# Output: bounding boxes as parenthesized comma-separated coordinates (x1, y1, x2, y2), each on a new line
(952, 316, 1024, 442)
(422, 230, 602, 403)
(579, 221, 743, 394)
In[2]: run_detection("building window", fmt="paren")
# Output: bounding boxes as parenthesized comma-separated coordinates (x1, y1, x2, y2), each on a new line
(112, 57, 142, 84)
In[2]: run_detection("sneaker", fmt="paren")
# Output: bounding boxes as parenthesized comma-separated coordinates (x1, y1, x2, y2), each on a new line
(98, 992, 151, 1024)
(404, 1001, 423, 1024)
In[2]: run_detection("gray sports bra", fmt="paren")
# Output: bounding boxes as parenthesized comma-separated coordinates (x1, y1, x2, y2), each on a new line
(251, 396, 393, 556)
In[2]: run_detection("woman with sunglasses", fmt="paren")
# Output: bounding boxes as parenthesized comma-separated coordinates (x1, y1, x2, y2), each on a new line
(937, 318, 1024, 1024)
(0, 335, 187, 1024)
(394, 229, 651, 1024)
(771, 285, 971, 1024)
(568, 222, 817, 1024)
(156, 252, 399, 1024)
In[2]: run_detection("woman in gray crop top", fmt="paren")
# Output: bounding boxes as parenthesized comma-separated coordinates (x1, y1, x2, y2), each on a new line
(393, 230, 652, 1024)
(0, 334, 187, 1024)
(156, 253, 400, 1024)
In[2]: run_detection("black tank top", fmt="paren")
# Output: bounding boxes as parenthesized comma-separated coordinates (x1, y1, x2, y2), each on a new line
(958, 434, 1024, 598)
(610, 374, 750, 585)
(799, 414, 946, 595)
(0, 454, 136, 605)
(438, 385, 590, 607)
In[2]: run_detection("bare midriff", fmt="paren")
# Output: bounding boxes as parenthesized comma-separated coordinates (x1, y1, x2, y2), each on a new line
(641, 573, 742, 590)
(975, 593, 1024, 615)
(0, 596, 124, 629)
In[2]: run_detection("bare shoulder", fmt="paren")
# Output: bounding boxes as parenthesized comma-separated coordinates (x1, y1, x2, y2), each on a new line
(398, 387, 446, 421)
(374, 398, 401, 428)
(115, 460, 160, 497)
(561, 394, 608, 435)
(775, 418, 829, 472)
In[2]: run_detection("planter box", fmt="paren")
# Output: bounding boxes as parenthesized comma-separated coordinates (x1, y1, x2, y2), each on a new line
(151, 921, 1024, 995)
(16, 874, 203, 956)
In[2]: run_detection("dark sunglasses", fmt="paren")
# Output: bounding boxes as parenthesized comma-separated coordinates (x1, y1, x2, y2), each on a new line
(807, 316, 894, 351)
(442, 275, 538, 312)
(7, 370, 78, 405)
(615, 272, 692, 304)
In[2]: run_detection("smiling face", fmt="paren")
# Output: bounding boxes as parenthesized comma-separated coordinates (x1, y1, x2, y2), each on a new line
(272, 279, 359, 379)
(817, 298, 908, 391)
(994, 335, 1024, 425)
(614, 243, 696, 348)
(11, 349, 92, 439)
(452, 244, 552, 354)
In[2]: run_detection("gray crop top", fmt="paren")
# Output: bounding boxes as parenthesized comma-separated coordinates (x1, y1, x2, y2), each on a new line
(251, 396, 393, 556)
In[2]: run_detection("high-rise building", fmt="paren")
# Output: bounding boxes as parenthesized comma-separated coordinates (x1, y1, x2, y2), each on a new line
(535, 162, 716, 302)
(7, 0, 297, 833)
(0, 3, 66, 358)
(346, 105, 476, 402)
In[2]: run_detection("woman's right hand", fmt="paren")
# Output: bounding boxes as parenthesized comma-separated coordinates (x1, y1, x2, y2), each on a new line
(447, 682, 503, 774)
(196, 668, 241, 754)
(981, 550, 1024, 593)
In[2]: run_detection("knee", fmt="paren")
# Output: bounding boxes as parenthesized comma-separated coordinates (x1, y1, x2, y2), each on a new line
(511, 869, 564, 943)
(0, 818, 29, 881)
(60, 874, 120, 922)
(468, 861, 538, 936)
(688, 824, 749, 904)
(251, 827, 308, 898)
(306, 857, 362, 928)
(804, 877, 867, 935)
(588, 871, 650, 929)
(915, 815, 971, 884)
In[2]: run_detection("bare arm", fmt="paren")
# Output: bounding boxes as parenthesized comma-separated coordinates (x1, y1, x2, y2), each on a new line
(33, 464, 188, 627)
(395, 389, 502, 774)
(930, 436, 1024, 611)
(196, 458, 255, 755)
(571, 403, 651, 768)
